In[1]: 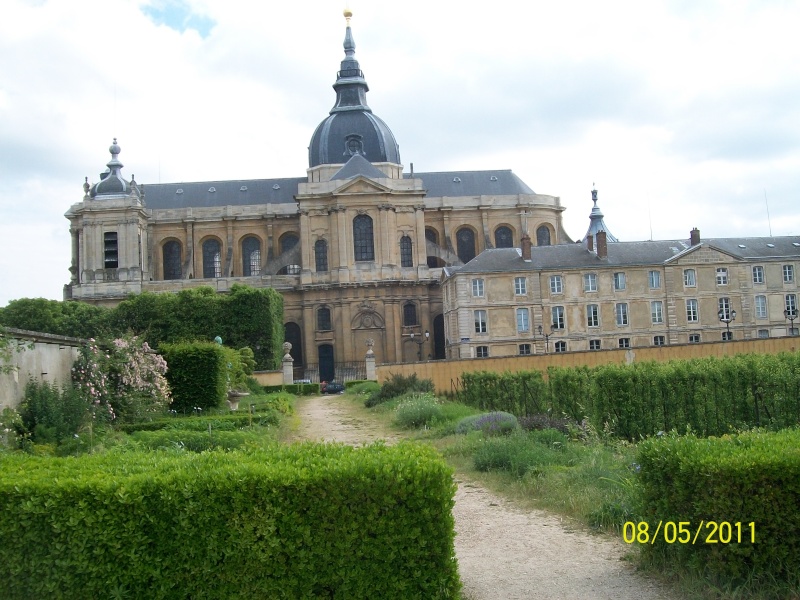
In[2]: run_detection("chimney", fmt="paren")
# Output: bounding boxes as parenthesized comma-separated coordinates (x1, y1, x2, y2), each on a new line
(587, 234, 594, 253)
(596, 230, 608, 259)
(690, 227, 700, 246)
(521, 233, 532, 261)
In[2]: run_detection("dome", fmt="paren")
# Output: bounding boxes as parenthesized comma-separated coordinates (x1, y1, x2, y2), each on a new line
(308, 13, 400, 168)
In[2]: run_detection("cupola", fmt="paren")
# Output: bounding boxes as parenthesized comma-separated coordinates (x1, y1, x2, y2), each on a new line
(308, 10, 401, 168)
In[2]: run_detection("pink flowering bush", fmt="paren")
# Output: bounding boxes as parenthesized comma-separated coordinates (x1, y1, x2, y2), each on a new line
(72, 335, 171, 423)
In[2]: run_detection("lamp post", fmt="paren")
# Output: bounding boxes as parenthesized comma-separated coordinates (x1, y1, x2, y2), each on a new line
(785, 309, 798, 336)
(718, 308, 736, 341)
(537, 324, 555, 354)
(410, 330, 430, 361)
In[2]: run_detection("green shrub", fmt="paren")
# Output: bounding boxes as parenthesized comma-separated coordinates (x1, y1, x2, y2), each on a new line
(637, 429, 800, 584)
(345, 379, 375, 389)
(473, 431, 570, 477)
(18, 380, 87, 444)
(366, 373, 434, 408)
(160, 342, 228, 411)
(394, 393, 443, 429)
(347, 381, 381, 396)
(244, 376, 264, 394)
(0, 443, 460, 599)
(454, 411, 518, 435)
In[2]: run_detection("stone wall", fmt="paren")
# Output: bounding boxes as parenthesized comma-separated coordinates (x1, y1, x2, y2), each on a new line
(0, 329, 83, 410)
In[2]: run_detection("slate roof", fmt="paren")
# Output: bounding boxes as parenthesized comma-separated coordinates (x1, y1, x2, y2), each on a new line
(138, 169, 535, 210)
(702, 237, 800, 260)
(331, 153, 388, 181)
(408, 170, 534, 197)
(140, 178, 305, 209)
(450, 236, 800, 276)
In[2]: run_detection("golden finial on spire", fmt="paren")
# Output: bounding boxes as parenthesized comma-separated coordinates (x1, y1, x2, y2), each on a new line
(344, 6, 352, 25)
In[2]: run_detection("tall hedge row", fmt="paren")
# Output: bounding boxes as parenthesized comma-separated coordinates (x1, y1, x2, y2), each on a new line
(460, 352, 800, 439)
(0, 443, 460, 599)
(160, 342, 228, 411)
(1, 284, 285, 370)
(637, 430, 800, 583)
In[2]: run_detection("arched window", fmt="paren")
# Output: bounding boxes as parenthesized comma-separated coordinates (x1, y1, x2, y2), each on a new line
(403, 302, 418, 326)
(456, 228, 476, 263)
(202, 239, 221, 278)
(495, 226, 513, 248)
(280, 233, 299, 253)
(317, 307, 332, 331)
(241, 237, 261, 277)
(353, 214, 375, 261)
(315, 239, 328, 272)
(162, 240, 182, 280)
(278, 233, 300, 275)
(425, 228, 439, 245)
(400, 235, 413, 267)
(536, 225, 551, 247)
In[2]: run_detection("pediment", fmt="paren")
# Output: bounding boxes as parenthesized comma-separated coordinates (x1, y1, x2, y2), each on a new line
(333, 176, 391, 196)
(666, 243, 742, 265)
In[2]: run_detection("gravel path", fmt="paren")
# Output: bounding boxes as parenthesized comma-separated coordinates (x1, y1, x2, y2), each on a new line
(289, 395, 676, 600)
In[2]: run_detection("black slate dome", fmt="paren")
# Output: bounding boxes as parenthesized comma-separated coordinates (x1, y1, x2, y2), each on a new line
(308, 12, 400, 168)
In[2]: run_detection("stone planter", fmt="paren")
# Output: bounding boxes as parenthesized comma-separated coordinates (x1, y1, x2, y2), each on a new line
(227, 391, 249, 411)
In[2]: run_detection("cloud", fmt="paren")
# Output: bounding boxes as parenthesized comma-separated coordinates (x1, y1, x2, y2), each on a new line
(1, 0, 799, 307)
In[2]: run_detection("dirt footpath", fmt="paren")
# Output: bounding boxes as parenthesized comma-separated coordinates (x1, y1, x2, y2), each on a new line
(289, 395, 675, 600)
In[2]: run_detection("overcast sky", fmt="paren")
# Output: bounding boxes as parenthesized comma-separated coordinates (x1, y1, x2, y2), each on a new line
(2, 0, 799, 307)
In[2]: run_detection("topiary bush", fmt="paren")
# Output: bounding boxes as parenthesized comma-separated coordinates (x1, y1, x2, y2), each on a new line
(366, 373, 434, 408)
(0, 443, 460, 599)
(637, 429, 800, 584)
(454, 411, 518, 435)
(160, 341, 227, 412)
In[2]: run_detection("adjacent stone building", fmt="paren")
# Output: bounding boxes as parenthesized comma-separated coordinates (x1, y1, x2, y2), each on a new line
(442, 228, 800, 358)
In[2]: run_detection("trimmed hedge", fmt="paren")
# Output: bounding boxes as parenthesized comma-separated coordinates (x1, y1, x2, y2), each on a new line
(460, 353, 800, 439)
(263, 383, 321, 395)
(129, 429, 266, 451)
(118, 412, 280, 433)
(637, 429, 800, 583)
(160, 342, 227, 411)
(0, 443, 460, 599)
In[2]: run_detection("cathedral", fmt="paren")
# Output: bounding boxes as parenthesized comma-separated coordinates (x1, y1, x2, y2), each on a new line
(64, 11, 571, 381)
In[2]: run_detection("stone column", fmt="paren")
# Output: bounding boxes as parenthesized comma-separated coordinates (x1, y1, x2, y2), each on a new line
(365, 338, 376, 381)
(414, 204, 426, 266)
(299, 210, 312, 272)
(282, 342, 294, 385)
(69, 227, 80, 284)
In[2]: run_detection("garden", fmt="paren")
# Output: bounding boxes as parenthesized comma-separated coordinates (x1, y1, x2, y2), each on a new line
(0, 334, 461, 599)
(350, 358, 800, 600)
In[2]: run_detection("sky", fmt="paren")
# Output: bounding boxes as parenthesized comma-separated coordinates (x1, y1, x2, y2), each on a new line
(2, 0, 799, 307)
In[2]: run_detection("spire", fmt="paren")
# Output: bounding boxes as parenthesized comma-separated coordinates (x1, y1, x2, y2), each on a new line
(331, 8, 371, 114)
(582, 186, 618, 243)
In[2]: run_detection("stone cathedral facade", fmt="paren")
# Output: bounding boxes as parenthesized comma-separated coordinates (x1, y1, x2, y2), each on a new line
(64, 12, 570, 381)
